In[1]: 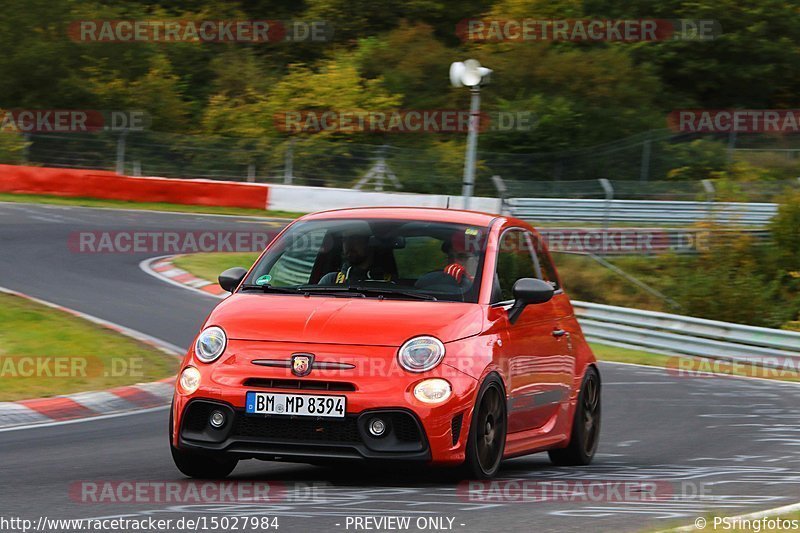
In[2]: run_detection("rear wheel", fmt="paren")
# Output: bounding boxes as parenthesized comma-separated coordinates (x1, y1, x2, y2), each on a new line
(548, 366, 601, 466)
(169, 400, 238, 479)
(462, 375, 507, 479)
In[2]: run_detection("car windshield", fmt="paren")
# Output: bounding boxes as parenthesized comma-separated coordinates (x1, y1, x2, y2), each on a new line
(244, 218, 489, 303)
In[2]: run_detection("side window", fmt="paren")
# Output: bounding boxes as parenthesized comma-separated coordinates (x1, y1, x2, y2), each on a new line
(532, 237, 561, 291)
(493, 230, 538, 302)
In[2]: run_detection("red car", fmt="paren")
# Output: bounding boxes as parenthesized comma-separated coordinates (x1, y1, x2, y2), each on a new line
(170, 207, 600, 479)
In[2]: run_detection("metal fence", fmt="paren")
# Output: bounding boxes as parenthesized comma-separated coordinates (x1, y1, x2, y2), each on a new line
(574, 301, 800, 368)
(6, 131, 466, 193)
(4, 129, 800, 199)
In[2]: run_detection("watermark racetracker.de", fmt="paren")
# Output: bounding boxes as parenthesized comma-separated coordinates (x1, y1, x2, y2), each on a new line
(458, 479, 712, 503)
(273, 109, 536, 134)
(0, 109, 149, 133)
(0, 356, 143, 378)
(456, 19, 721, 42)
(670, 109, 800, 133)
(667, 357, 800, 380)
(69, 230, 279, 254)
(68, 19, 333, 43)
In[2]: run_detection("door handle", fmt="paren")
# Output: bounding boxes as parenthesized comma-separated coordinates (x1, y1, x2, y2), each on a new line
(552, 328, 567, 338)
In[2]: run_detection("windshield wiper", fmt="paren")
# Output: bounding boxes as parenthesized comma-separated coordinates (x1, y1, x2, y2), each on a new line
(291, 285, 368, 297)
(298, 285, 437, 301)
(361, 288, 437, 301)
(240, 284, 304, 294)
(241, 284, 366, 298)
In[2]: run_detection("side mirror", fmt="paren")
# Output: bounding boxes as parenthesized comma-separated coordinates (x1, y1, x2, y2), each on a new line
(219, 267, 248, 293)
(507, 278, 555, 325)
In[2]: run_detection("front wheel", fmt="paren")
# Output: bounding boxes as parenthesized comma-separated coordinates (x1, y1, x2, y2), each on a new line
(548, 366, 601, 466)
(170, 445, 238, 479)
(462, 375, 507, 479)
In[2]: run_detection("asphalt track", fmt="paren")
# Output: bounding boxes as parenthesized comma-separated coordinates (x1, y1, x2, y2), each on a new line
(1, 202, 799, 533)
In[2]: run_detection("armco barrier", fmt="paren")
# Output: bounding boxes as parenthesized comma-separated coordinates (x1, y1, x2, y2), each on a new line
(507, 198, 778, 226)
(573, 301, 800, 367)
(0, 164, 270, 210)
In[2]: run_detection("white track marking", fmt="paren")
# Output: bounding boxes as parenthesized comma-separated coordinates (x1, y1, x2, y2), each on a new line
(139, 255, 227, 299)
(0, 405, 169, 433)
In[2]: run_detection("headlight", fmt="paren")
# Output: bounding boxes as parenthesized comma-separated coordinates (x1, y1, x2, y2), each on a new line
(413, 378, 452, 404)
(179, 366, 201, 394)
(194, 326, 227, 363)
(398, 336, 445, 373)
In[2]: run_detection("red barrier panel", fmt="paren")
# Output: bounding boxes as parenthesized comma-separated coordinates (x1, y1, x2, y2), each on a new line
(0, 164, 269, 210)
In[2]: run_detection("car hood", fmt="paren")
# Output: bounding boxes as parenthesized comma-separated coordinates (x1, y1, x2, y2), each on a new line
(207, 294, 484, 346)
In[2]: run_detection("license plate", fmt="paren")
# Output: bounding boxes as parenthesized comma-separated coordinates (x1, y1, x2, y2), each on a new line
(245, 392, 346, 418)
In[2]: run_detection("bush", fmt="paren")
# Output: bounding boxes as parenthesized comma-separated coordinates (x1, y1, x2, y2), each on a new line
(770, 190, 800, 267)
(671, 232, 792, 328)
(0, 132, 29, 164)
(664, 139, 728, 181)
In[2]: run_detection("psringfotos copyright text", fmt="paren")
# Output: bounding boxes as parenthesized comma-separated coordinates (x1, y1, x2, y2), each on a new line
(698, 516, 800, 531)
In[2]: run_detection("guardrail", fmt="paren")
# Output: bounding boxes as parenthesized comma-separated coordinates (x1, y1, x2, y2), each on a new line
(507, 198, 778, 226)
(573, 301, 800, 367)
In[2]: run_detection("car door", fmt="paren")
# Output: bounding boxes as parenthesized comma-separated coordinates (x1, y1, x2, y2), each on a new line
(493, 228, 575, 433)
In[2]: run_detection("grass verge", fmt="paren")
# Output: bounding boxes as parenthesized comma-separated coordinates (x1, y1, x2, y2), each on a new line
(0, 192, 304, 219)
(591, 343, 800, 383)
(0, 293, 178, 401)
(172, 252, 260, 284)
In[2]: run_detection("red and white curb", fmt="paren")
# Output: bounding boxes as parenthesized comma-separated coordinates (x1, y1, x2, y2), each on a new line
(140, 255, 227, 299)
(0, 286, 183, 429)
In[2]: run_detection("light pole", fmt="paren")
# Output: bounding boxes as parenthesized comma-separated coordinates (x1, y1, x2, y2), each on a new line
(450, 59, 492, 210)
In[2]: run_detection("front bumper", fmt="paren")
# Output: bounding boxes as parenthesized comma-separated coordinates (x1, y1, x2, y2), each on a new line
(172, 342, 480, 465)
(178, 399, 433, 462)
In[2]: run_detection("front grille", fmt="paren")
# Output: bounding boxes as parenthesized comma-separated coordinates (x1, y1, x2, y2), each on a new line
(243, 378, 356, 392)
(184, 402, 215, 432)
(233, 414, 361, 443)
(391, 412, 423, 442)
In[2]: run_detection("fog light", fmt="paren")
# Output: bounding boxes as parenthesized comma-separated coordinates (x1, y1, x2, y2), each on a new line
(368, 417, 387, 437)
(413, 378, 452, 404)
(178, 366, 201, 394)
(209, 410, 226, 428)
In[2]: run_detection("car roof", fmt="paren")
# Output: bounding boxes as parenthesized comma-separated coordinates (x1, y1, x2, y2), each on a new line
(298, 207, 501, 227)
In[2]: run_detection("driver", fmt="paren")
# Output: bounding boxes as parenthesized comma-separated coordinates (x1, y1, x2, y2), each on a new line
(319, 229, 392, 284)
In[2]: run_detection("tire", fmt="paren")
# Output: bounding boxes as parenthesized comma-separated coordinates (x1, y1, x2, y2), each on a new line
(169, 400, 238, 479)
(462, 374, 507, 479)
(548, 366, 601, 466)
(170, 445, 238, 479)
